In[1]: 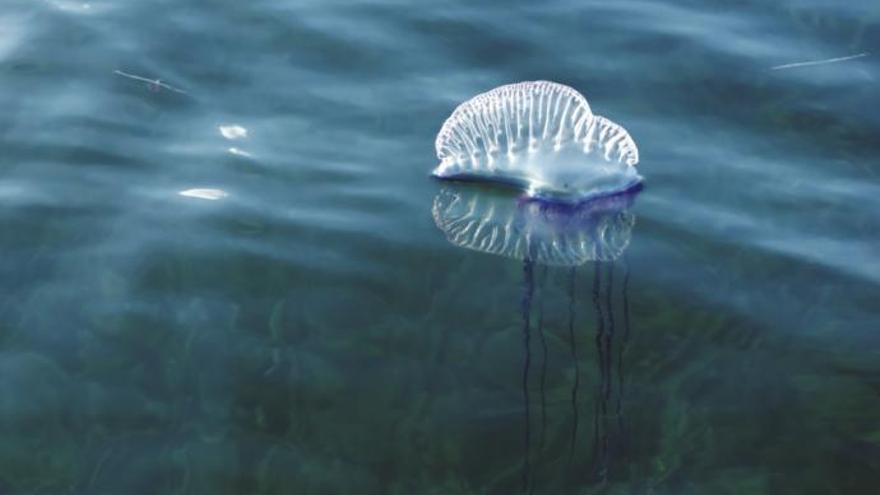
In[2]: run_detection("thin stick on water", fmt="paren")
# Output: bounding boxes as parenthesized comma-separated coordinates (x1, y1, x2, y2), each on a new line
(770, 52, 869, 71)
(113, 69, 188, 94)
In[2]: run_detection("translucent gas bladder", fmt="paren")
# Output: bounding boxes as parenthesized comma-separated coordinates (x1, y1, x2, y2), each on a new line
(433, 81, 640, 201)
(432, 184, 639, 266)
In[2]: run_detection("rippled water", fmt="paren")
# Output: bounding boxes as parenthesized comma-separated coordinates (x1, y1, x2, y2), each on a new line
(1, 0, 878, 493)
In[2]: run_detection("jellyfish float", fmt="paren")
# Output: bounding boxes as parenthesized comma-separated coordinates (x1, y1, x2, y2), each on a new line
(432, 81, 643, 491)
(433, 81, 640, 202)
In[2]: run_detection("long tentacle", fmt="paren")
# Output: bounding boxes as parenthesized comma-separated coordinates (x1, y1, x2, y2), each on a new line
(567, 267, 580, 463)
(521, 259, 535, 493)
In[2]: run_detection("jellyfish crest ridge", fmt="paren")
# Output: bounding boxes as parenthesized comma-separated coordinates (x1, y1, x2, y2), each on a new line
(433, 81, 640, 201)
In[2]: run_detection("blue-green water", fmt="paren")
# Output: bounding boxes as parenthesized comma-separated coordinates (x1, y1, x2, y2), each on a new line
(1, 1, 879, 493)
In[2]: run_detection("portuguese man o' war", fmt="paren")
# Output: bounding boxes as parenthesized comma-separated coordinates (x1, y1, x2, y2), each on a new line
(432, 83, 643, 483)
(434, 81, 640, 202)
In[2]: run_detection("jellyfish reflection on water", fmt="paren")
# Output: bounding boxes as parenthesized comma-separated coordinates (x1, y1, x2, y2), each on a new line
(432, 184, 641, 490)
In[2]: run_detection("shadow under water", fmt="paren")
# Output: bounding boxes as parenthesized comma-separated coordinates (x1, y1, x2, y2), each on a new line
(432, 184, 642, 492)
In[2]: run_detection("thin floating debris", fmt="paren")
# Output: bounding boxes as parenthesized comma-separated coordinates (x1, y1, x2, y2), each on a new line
(770, 52, 869, 71)
(179, 188, 228, 201)
(434, 81, 640, 202)
(219, 125, 248, 140)
(114, 69, 187, 94)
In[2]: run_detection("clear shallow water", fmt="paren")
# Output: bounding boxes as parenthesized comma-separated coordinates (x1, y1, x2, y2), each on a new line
(1, 0, 879, 493)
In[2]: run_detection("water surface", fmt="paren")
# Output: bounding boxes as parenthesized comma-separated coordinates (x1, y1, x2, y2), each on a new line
(1, 0, 879, 493)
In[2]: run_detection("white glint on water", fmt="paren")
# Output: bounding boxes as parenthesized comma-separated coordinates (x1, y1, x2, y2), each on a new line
(433, 81, 641, 202)
(219, 125, 248, 140)
(49, 1, 92, 13)
(228, 147, 253, 158)
(179, 188, 228, 201)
